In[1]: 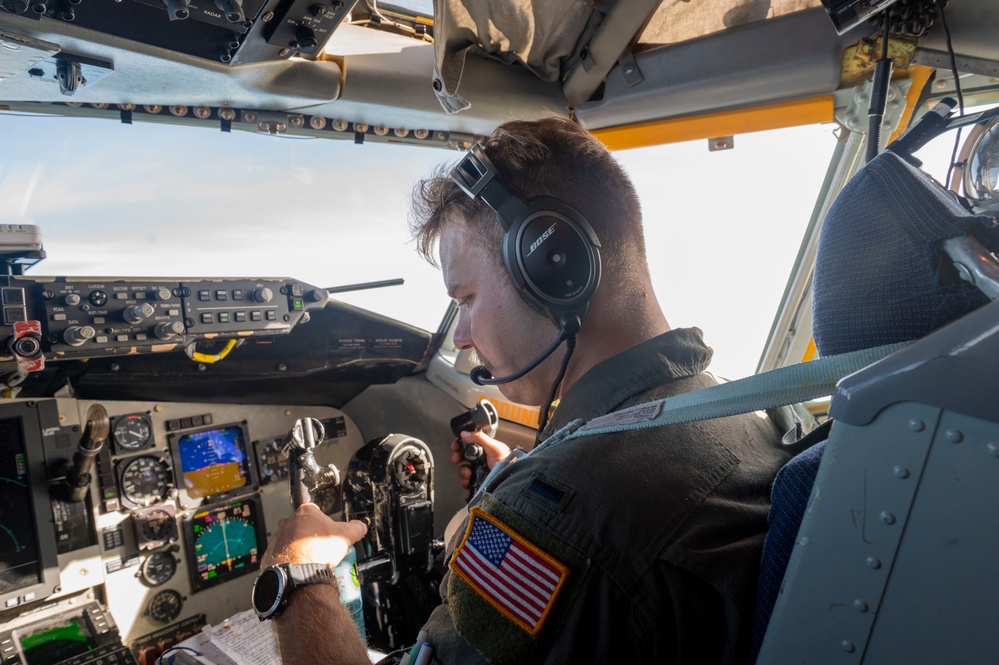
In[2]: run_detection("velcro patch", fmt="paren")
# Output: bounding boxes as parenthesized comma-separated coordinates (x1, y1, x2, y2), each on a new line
(521, 474, 574, 514)
(449, 507, 569, 637)
(579, 400, 663, 431)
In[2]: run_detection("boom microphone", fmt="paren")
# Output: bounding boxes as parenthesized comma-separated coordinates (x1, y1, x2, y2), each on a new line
(470, 331, 568, 386)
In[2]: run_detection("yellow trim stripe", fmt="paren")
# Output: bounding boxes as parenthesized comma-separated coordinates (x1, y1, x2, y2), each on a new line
(886, 65, 935, 146)
(449, 507, 570, 637)
(802, 337, 817, 363)
(592, 95, 836, 151)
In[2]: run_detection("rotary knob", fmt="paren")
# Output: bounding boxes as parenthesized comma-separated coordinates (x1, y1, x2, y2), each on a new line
(252, 287, 273, 303)
(155, 288, 173, 302)
(64, 326, 96, 346)
(154, 321, 185, 341)
(294, 25, 319, 51)
(64, 293, 82, 306)
(124, 303, 156, 324)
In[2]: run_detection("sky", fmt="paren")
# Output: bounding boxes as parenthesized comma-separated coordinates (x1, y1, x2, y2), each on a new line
(0, 113, 856, 379)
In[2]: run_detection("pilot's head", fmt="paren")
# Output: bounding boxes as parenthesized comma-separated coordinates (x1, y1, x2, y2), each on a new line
(410, 117, 652, 406)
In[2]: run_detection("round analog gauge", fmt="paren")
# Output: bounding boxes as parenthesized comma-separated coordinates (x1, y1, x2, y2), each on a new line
(140, 551, 177, 587)
(112, 414, 153, 452)
(120, 456, 171, 507)
(138, 508, 177, 543)
(148, 589, 183, 624)
(256, 437, 289, 485)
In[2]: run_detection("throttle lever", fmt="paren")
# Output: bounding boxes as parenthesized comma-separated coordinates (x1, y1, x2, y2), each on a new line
(285, 417, 342, 514)
(450, 399, 499, 500)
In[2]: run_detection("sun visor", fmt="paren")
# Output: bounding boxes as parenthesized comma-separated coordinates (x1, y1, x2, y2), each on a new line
(431, 0, 594, 113)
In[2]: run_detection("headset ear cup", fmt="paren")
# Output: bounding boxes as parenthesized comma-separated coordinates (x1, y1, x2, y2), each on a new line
(502, 197, 601, 325)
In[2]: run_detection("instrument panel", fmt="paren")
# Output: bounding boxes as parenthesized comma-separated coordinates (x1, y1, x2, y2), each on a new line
(0, 397, 364, 665)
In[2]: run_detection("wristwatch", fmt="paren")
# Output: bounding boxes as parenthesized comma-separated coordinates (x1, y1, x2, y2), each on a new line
(251, 562, 336, 620)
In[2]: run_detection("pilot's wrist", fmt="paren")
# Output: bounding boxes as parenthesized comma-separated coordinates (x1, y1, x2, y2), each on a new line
(265, 542, 326, 568)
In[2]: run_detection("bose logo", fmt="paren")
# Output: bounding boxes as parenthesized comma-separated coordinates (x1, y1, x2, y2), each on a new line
(527, 224, 557, 257)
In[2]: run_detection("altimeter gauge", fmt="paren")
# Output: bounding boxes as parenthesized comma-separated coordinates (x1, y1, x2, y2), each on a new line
(118, 454, 172, 508)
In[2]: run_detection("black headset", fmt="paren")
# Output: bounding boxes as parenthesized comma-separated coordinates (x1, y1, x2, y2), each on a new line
(450, 144, 602, 333)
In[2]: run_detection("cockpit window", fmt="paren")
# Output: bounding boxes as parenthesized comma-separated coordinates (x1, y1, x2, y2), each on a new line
(0, 113, 455, 333)
(615, 121, 839, 380)
(0, 113, 839, 376)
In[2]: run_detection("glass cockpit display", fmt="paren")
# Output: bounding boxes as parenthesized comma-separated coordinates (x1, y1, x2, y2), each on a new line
(185, 498, 265, 592)
(0, 417, 42, 596)
(172, 425, 252, 499)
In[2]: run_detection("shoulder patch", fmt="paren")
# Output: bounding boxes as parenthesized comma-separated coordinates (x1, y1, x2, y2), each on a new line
(449, 506, 569, 637)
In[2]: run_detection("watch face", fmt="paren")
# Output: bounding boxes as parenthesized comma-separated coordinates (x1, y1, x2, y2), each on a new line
(252, 567, 285, 618)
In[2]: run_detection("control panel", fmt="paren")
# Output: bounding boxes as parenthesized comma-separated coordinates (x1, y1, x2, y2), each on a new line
(0, 398, 365, 664)
(0, 277, 328, 367)
(0, 603, 137, 665)
(0, 0, 363, 65)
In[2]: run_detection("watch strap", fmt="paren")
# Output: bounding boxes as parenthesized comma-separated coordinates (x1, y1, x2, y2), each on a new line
(286, 562, 335, 589)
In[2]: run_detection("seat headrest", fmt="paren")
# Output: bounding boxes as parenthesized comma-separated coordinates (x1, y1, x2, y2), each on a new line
(812, 151, 999, 357)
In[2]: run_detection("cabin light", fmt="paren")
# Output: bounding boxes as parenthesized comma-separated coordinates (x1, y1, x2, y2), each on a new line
(436, 131, 447, 141)
(169, 106, 188, 116)
(193, 106, 212, 119)
(289, 116, 305, 128)
(414, 129, 429, 139)
(90, 103, 108, 109)
(373, 125, 389, 136)
(393, 128, 409, 138)
(332, 119, 349, 131)
(309, 116, 327, 130)
(117, 103, 135, 111)
(219, 108, 236, 121)
(65, 101, 83, 107)
(143, 104, 162, 114)
(354, 122, 369, 133)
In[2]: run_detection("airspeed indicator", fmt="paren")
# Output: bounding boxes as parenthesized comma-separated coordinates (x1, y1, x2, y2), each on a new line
(112, 413, 153, 452)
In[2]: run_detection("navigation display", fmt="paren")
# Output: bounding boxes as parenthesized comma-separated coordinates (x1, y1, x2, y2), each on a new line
(186, 499, 265, 592)
(0, 417, 42, 596)
(174, 425, 251, 499)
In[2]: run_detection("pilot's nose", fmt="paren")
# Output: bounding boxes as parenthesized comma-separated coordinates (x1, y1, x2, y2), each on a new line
(453, 309, 474, 351)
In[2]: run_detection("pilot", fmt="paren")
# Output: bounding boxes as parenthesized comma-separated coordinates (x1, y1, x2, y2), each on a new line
(259, 117, 788, 664)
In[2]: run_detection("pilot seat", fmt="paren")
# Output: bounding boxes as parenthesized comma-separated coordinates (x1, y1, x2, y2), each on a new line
(750, 146, 999, 664)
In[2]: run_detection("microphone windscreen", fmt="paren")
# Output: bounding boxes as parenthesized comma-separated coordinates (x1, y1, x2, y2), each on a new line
(469, 366, 492, 385)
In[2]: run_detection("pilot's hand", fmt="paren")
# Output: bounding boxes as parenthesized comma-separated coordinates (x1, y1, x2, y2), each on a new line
(263, 502, 367, 568)
(450, 430, 511, 489)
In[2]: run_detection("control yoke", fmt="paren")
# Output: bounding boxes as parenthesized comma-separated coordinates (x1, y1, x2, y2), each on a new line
(285, 417, 342, 514)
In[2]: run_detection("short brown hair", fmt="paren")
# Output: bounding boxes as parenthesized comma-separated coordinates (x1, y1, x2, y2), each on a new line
(409, 117, 648, 285)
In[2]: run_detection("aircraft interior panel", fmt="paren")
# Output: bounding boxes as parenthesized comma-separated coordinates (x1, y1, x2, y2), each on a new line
(0, 397, 365, 664)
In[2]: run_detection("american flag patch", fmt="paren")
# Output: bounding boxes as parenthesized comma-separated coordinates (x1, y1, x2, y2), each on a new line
(450, 507, 569, 636)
